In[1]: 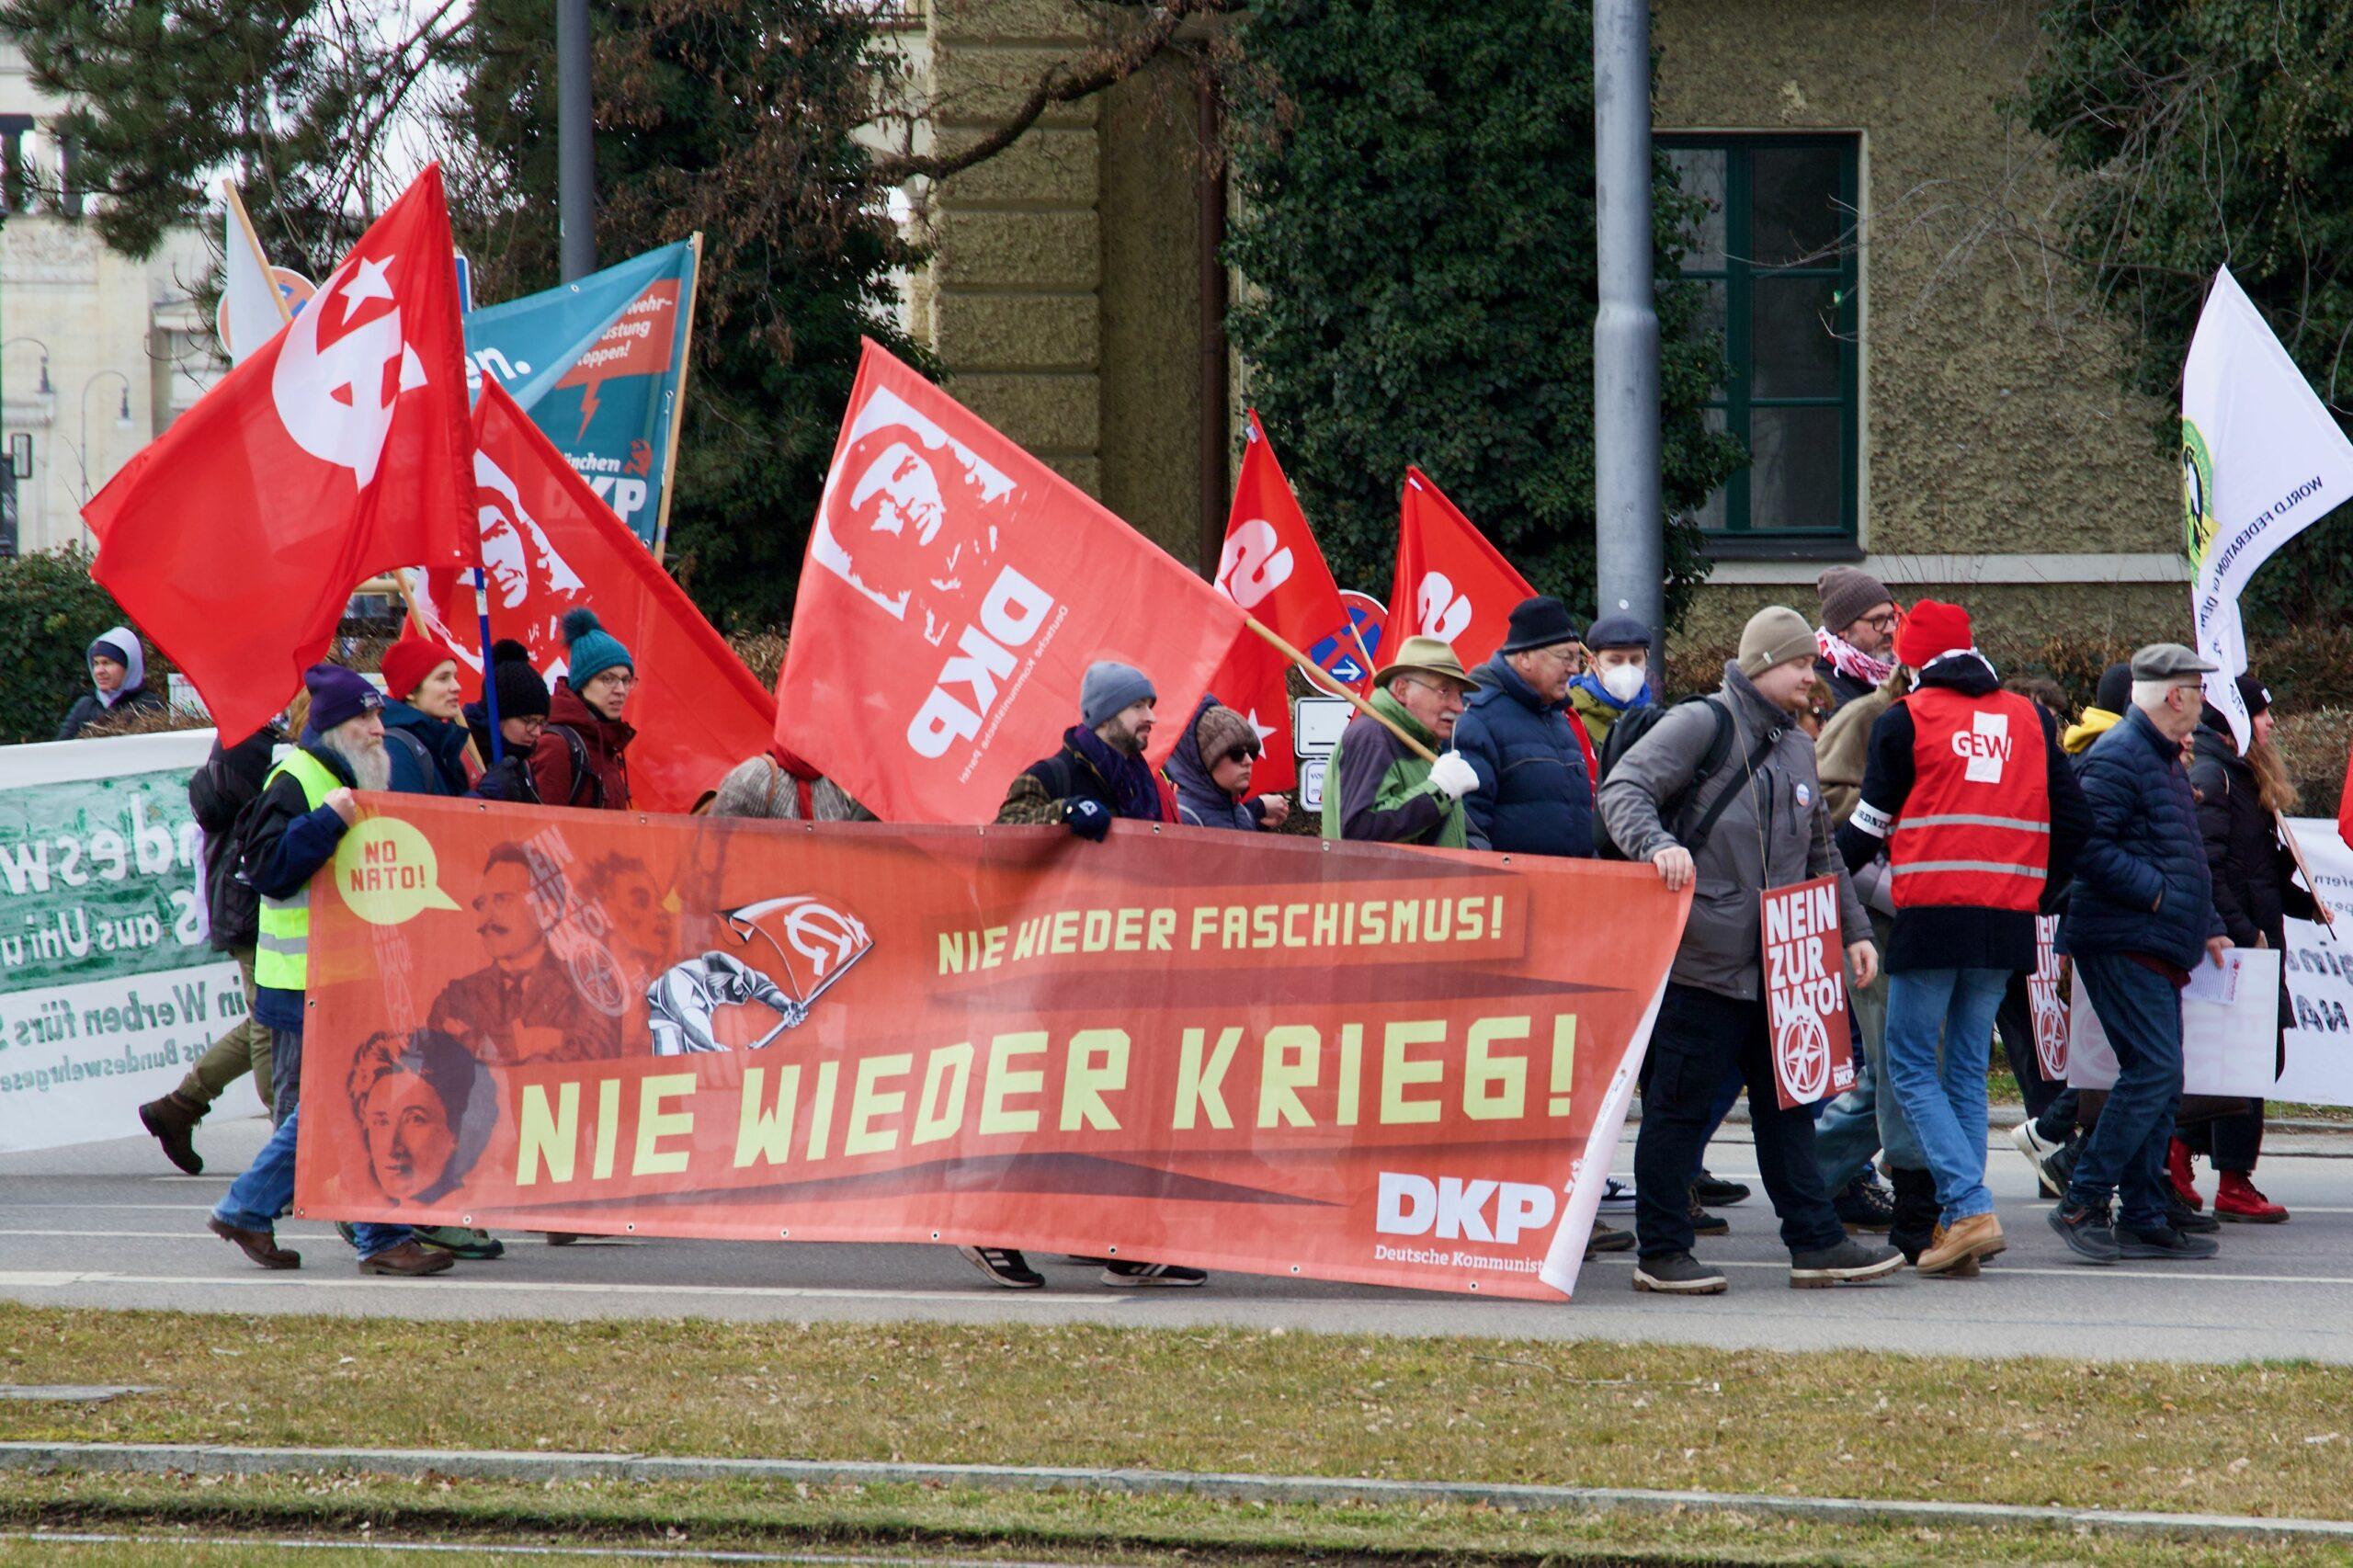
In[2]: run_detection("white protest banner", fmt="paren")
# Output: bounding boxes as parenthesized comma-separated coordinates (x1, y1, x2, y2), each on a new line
(1761, 876, 1853, 1109)
(0, 731, 258, 1153)
(2067, 948, 2283, 1098)
(2181, 268, 2353, 747)
(2273, 816, 2353, 1107)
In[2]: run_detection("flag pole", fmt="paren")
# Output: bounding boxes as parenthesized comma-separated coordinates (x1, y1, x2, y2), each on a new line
(649, 232, 701, 567)
(220, 179, 292, 326)
(472, 566, 506, 766)
(2277, 811, 2337, 936)
(1242, 613, 1438, 764)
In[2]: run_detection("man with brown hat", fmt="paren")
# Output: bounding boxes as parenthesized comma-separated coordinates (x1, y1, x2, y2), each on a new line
(1814, 566, 1900, 711)
(1598, 607, 1897, 1295)
(1322, 634, 1482, 847)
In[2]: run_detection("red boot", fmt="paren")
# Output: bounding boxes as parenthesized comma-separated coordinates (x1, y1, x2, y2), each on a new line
(2215, 1171, 2288, 1223)
(2165, 1137, 2204, 1210)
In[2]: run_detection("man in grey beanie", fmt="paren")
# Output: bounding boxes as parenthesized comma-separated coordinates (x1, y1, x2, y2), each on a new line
(978, 656, 1198, 1294)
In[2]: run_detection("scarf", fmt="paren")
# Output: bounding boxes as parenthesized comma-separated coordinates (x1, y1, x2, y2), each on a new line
(768, 742, 822, 820)
(1569, 671, 1654, 714)
(1816, 625, 1894, 689)
(1064, 723, 1165, 823)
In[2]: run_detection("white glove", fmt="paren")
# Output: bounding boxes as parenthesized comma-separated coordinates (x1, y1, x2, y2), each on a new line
(1427, 751, 1479, 801)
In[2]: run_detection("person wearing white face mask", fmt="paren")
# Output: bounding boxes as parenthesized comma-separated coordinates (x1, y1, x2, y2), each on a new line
(1570, 612, 1654, 748)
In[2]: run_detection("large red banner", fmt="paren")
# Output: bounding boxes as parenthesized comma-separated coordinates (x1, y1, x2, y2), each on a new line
(408, 380, 776, 813)
(777, 341, 1249, 824)
(295, 798, 1689, 1300)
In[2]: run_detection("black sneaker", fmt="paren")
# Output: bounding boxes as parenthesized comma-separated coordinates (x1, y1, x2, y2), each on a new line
(1633, 1252, 1727, 1294)
(1834, 1174, 1896, 1233)
(959, 1245, 1044, 1289)
(2165, 1192, 2222, 1234)
(1789, 1238, 1904, 1289)
(1584, 1221, 1635, 1257)
(2047, 1197, 2120, 1264)
(1100, 1260, 1206, 1288)
(1693, 1169, 1751, 1206)
(2117, 1222, 2220, 1260)
(1688, 1188, 1729, 1236)
(1598, 1176, 1637, 1212)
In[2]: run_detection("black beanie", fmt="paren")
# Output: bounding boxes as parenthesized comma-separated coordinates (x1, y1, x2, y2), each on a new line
(2094, 663, 2133, 715)
(492, 648, 551, 721)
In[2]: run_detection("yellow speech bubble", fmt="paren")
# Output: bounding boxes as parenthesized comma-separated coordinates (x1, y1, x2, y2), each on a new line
(332, 816, 463, 926)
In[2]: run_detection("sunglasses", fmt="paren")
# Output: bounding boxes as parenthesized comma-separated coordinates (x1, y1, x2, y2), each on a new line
(1218, 745, 1259, 767)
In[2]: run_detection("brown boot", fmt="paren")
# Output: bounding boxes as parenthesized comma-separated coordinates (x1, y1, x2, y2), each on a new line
(1917, 1211, 2005, 1276)
(358, 1240, 457, 1277)
(139, 1091, 209, 1176)
(208, 1215, 299, 1269)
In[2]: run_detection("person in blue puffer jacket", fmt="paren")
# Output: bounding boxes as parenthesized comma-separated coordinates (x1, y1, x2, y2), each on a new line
(1451, 596, 1592, 859)
(2049, 642, 2233, 1267)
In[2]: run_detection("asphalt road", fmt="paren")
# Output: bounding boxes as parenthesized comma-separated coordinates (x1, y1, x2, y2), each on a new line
(8, 1117, 2353, 1364)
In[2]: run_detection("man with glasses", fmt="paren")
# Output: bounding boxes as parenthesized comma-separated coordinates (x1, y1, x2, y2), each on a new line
(1322, 635, 1482, 847)
(1454, 597, 1596, 860)
(1814, 567, 1900, 712)
(2048, 644, 2234, 1266)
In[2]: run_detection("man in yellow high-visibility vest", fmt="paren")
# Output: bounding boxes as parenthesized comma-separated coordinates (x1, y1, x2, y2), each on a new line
(207, 664, 454, 1277)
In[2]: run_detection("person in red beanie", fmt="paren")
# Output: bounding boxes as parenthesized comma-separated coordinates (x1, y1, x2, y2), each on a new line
(1836, 600, 2093, 1278)
(379, 627, 472, 796)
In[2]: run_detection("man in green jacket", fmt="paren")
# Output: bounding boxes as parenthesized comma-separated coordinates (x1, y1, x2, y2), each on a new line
(1322, 636, 1482, 847)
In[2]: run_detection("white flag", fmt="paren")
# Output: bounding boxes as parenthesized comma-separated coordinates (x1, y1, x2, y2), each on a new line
(2183, 267, 2353, 746)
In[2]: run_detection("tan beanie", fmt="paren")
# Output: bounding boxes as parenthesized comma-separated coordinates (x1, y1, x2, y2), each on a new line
(1738, 606, 1818, 677)
(1194, 703, 1261, 762)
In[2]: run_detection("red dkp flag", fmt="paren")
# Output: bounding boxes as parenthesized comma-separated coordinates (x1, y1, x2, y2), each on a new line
(1385, 467, 1536, 669)
(83, 165, 473, 743)
(779, 340, 1248, 824)
(1200, 413, 1371, 793)
(408, 379, 777, 814)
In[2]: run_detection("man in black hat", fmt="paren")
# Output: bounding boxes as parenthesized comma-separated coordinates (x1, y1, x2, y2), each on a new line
(1453, 597, 1595, 860)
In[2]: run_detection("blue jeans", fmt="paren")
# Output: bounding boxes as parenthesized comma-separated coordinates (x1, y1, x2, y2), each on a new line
(2065, 952, 2183, 1233)
(213, 1005, 413, 1261)
(1883, 967, 2008, 1223)
(1814, 918, 1926, 1185)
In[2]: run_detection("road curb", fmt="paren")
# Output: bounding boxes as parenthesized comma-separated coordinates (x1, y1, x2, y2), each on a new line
(2, 1441, 2349, 1544)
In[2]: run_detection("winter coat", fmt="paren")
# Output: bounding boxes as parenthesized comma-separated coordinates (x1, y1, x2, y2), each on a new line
(1568, 682, 1640, 750)
(241, 742, 357, 907)
(1835, 653, 2094, 974)
(1597, 660, 1868, 1001)
(2062, 706, 2122, 756)
(2059, 704, 2224, 971)
(1165, 692, 1268, 831)
(1453, 653, 1593, 858)
(56, 623, 168, 740)
(1813, 675, 1899, 915)
(529, 681, 634, 810)
(2189, 712, 2316, 954)
(381, 699, 472, 797)
(995, 727, 1177, 825)
(1321, 688, 1472, 848)
(189, 724, 279, 953)
(1814, 655, 1879, 713)
(463, 701, 542, 804)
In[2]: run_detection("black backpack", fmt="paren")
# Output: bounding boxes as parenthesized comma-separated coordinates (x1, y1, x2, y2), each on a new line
(1593, 696, 1781, 860)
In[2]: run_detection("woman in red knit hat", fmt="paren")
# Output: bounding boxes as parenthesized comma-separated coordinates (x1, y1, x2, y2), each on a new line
(379, 627, 472, 796)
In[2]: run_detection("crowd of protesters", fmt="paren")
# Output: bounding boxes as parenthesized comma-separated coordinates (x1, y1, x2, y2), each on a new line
(73, 557, 2321, 1293)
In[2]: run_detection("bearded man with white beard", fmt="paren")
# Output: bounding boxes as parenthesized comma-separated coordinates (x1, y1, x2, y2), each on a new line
(207, 664, 454, 1278)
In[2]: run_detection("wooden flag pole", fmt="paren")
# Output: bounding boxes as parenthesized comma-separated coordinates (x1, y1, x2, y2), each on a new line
(1241, 613, 1438, 765)
(219, 179, 293, 326)
(649, 232, 702, 567)
(2277, 810, 2337, 936)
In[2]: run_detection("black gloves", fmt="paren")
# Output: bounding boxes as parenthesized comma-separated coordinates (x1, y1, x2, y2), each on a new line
(1063, 798, 1111, 841)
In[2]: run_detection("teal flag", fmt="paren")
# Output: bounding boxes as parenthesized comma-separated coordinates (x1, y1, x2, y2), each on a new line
(464, 238, 699, 551)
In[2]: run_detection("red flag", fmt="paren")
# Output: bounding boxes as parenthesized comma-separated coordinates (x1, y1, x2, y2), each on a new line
(1385, 466, 1535, 669)
(83, 166, 472, 742)
(779, 341, 1248, 824)
(1199, 631, 1297, 795)
(1216, 412, 1373, 691)
(408, 380, 777, 814)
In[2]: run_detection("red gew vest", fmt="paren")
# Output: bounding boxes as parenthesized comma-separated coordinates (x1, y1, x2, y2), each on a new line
(1890, 685, 2050, 912)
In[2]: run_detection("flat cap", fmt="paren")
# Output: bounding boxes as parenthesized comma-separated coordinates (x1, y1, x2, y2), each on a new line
(2130, 642, 2219, 681)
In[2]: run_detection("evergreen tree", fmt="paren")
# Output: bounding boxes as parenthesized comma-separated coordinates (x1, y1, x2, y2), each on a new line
(1222, 0, 1739, 623)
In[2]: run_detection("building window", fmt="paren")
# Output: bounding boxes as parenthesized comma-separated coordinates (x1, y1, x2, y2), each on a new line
(1660, 133, 1860, 548)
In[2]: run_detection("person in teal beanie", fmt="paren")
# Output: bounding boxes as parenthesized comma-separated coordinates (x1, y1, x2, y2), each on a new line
(529, 608, 637, 809)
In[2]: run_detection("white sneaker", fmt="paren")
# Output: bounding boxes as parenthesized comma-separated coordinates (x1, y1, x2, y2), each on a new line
(2010, 1120, 2067, 1199)
(1599, 1176, 1636, 1211)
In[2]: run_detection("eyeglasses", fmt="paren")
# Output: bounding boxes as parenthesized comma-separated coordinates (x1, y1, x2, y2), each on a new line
(1859, 610, 1901, 634)
(1218, 745, 1258, 767)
